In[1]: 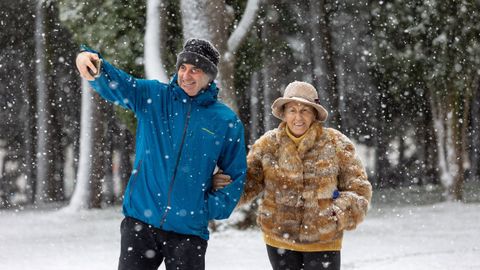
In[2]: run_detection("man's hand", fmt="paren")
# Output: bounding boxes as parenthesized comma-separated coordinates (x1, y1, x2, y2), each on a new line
(212, 170, 232, 191)
(76, 52, 101, 81)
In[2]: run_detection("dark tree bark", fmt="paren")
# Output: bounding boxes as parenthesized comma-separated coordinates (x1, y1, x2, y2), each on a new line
(311, 0, 342, 129)
(260, 1, 283, 131)
(89, 95, 109, 208)
(34, 0, 61, 203)
(471, 82, 480, 182)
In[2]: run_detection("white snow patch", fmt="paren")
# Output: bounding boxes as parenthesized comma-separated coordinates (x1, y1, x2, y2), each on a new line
(0, 202, 479, 269)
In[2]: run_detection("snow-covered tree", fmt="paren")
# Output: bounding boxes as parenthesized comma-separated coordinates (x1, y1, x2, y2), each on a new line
(59, 0, 146, 209)
(145, 0, 169, 82)
(63, 79, 93, 211)
(179, 0, 260, 112)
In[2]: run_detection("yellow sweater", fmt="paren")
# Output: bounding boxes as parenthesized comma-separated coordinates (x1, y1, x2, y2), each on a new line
(264, 234, 342, 252)
(285, 126, 308, 146)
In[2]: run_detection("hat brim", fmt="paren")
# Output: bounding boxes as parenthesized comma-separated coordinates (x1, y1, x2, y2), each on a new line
(271, 97, 328, 122)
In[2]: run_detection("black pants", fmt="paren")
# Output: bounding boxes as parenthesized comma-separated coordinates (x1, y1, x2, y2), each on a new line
(266, 245, 341, 270)
(118, 217, 208, 270)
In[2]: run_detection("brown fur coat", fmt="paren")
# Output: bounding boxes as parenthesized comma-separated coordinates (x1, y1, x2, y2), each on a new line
(241, 121, 372, 245)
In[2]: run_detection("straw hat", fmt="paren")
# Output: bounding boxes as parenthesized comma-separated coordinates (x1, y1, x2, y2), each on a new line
(271, 81, 328, 121)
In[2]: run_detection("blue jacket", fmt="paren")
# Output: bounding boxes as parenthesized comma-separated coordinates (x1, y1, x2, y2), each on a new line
(85, 48, 247, 240)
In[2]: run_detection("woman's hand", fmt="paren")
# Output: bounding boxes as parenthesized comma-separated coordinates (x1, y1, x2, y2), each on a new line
(212, 170, 232, 191)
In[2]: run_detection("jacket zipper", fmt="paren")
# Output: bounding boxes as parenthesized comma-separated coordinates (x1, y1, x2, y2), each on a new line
(159, 100, 192, 227)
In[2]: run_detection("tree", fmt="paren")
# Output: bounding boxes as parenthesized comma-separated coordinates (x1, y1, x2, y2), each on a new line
(179, 0, 260, 112)
(309, 0, 342, 129)
(144, 0, 169, 82)
(369, 0, 480, 199)
(471, 82, 480, 182)
(34, 0, 65, 204)
(64, 79, 94, 211)
(59, 0, 146, 208)
(0, 0, 36, 207)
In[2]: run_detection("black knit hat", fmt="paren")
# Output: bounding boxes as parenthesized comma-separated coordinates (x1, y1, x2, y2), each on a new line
(176, 38, 220, 80)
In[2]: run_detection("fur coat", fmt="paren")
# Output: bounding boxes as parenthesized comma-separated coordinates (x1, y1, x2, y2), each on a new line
(241, 121, 372, 245)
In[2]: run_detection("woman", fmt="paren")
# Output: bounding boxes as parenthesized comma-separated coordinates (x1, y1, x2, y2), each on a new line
(214, 81, 372, 270)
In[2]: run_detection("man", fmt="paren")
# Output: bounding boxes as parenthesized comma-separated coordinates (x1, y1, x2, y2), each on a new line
(76, 39, 247, 270)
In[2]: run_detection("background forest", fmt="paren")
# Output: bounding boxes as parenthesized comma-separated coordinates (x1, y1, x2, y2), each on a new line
(1, 0, 479, 219)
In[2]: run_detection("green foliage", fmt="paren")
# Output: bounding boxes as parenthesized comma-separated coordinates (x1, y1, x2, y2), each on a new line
(58, 0, 146, 76)
(58, 0, 148, 135)
(161, 0, 183, 75)
(370, 0, 480, 100)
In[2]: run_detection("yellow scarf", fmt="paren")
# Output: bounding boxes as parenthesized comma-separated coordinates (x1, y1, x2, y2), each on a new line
(286, 126, 309, 146)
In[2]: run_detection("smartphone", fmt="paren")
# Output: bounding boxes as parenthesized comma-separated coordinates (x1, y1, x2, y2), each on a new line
(88, 59, 102, 78)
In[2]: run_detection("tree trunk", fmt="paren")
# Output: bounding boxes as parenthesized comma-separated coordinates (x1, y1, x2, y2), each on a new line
(248, 71, 264, 143)
(180, 0, 259, 112)
(423, 88, 440, 185)
(397, 134, 407, 186)
(316, 0, 342, 129)
(373, 91, 392, 188)
(471, 82, 480, 181)
(430, 91, 461, 200)
(63, 79, 94, 211)
(451, 91, 471, 201)
(145, 0, 169, 82)
(89, 94, 107, 208)
(103, 110, 115, 205)
(260, 2, 283, 131)
(180, 0, 234, 110)
(308, 0, 329, 106)
(21, 62, 37, 204)
(34, 0, 59, 204)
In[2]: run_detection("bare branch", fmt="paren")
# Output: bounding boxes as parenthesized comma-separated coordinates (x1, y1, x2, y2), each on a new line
(227, 0, 260, 54)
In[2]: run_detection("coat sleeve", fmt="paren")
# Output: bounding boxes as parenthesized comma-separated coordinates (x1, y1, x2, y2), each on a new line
(205, 117, 247, 220)
(238, 137, 266, 206)
(332, 130, 372, 231)
(81, 45, 150, 114)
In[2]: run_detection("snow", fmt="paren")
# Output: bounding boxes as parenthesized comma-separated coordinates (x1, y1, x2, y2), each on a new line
(0, 202, 479, 270)
(144, 0, 169, 82)
(180, 0, 212, 40)
(227, 0, 260, 53)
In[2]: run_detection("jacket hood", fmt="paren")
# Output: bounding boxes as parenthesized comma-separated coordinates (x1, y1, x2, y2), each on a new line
(169, 74, 219, 106)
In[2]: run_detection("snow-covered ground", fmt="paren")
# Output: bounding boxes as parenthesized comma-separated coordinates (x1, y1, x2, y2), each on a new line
(0, 201, 479, 270)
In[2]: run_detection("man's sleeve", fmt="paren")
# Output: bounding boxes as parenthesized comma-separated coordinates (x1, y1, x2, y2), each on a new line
(238, 138, 266, 206)
(205, 117, 247, 220)
(81, 45, 148, 113)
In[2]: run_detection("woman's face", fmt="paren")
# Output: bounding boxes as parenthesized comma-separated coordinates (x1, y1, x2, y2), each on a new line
(283, 102, 316, 137)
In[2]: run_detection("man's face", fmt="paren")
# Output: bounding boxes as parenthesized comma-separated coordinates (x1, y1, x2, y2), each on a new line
(177, 63, 211, 97)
